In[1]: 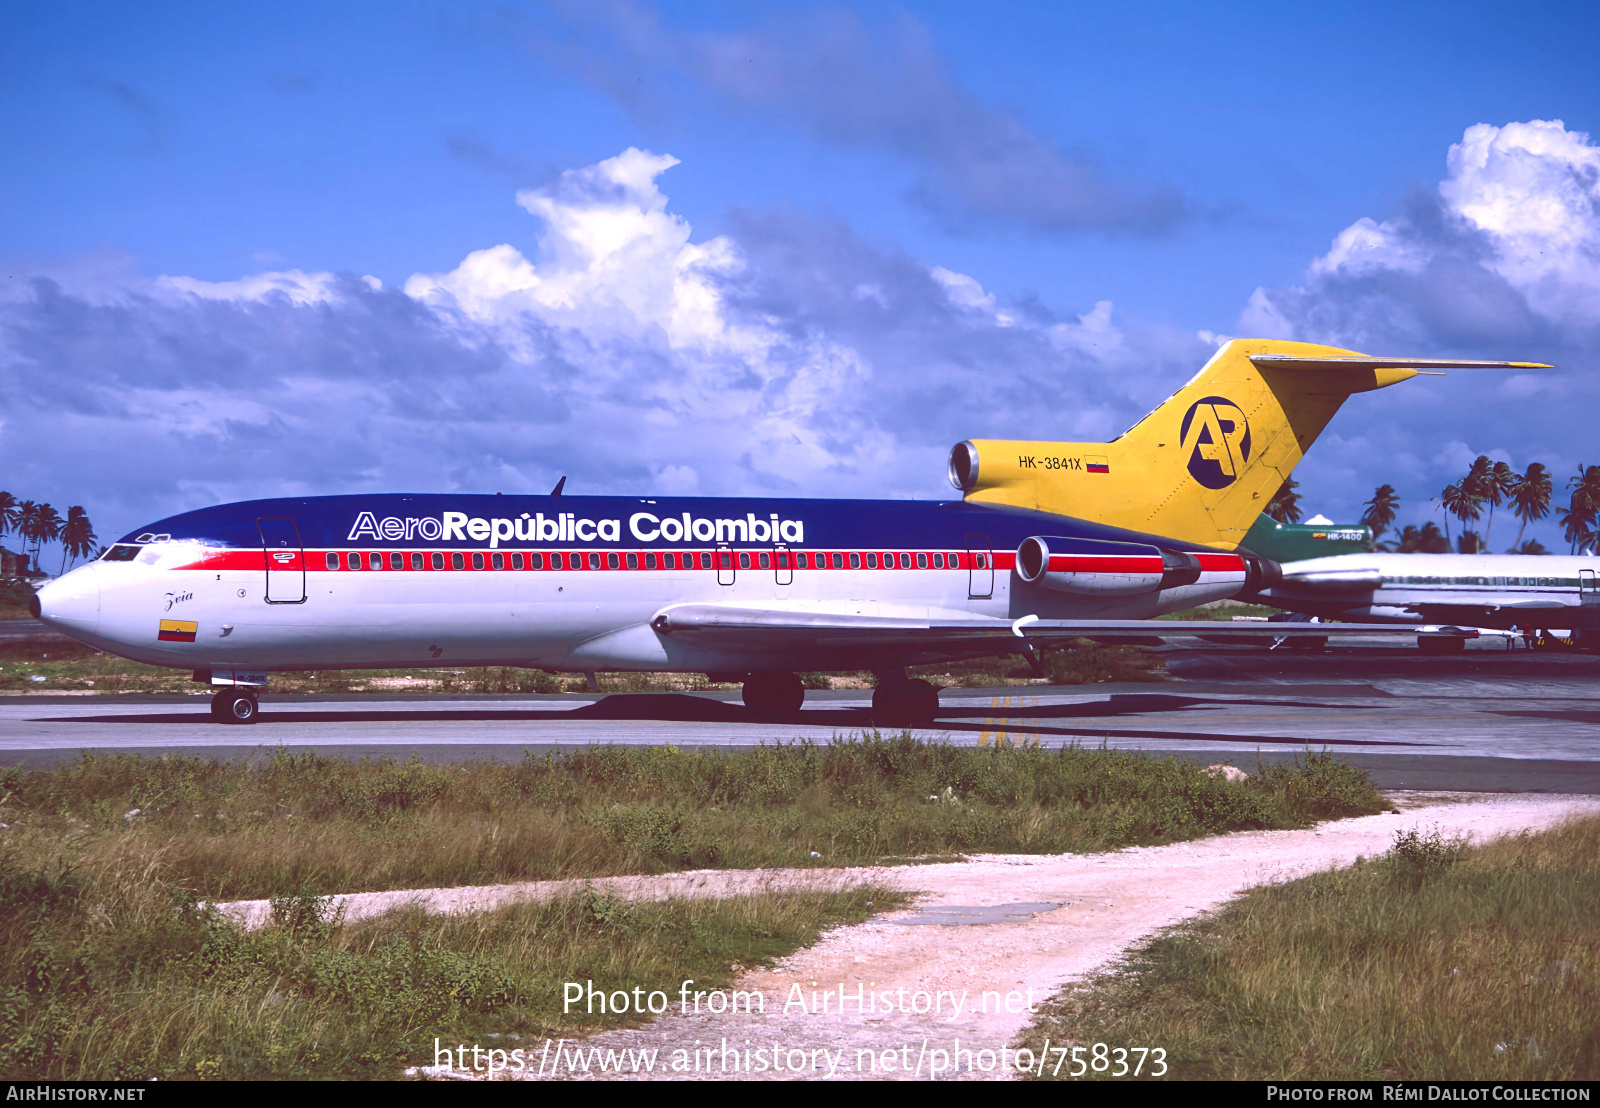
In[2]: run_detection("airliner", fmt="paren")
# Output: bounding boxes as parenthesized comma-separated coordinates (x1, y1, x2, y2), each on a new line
(1252, 552, 1600, 648)
(32, 340, 1539, 724)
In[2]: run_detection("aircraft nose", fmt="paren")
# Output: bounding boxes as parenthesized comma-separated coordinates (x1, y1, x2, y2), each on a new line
(34, 567, 100, 637)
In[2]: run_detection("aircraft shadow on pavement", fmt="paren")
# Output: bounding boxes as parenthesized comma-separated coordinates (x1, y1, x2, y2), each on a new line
(36, 691, 1419, 747)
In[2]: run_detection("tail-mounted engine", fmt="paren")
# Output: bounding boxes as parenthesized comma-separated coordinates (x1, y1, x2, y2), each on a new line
(1016, 536, 1169, 597)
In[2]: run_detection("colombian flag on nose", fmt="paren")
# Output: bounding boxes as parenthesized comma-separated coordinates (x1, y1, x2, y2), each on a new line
(158, 619, 198, 642)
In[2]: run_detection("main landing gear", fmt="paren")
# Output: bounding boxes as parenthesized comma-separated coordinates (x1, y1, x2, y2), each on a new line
(742, 672, 805, 718)
(871, 674, 940, 729)
(210, 688, 259, 725)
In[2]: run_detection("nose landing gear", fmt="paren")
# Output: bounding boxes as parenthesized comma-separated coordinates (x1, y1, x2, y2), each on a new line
(210, 688, 259, 724)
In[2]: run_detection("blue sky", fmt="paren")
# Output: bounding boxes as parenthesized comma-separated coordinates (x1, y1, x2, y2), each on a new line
(3, 0, 1598, 552)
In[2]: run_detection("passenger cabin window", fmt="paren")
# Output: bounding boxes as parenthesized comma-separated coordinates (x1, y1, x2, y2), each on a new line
(609, 553, 620, 569)
(739, 552, 751, 569)
(511, 552, 522, 570)
(698, 552, 710, 569)
(452, 553, 465, 570)
(390, 552, 403, 570)
(917, 553, 928, 569)
(411, 552, 423, 570)
(866, 552, 877, 569)
(832, 552, 843, 569)
(530, 552, 543, 569)
(472, 552, 485, 570)
(932, 553, 943, 569)
(899, 553, 911, 569)
(369, 552, 382, 570)
(759, 552, 770, 569)
(627, 552, 639, 569)
(491, 552, 503, 570)
(326, 552, 339, 571)
(347, 551, 361, 570)
(102, 544, 143, 561)
(849, 552, 861, 569)
(645, 552, 656, 569)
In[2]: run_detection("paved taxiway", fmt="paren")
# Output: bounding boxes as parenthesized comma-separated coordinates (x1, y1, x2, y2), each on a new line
(2, 639, 1596, 792)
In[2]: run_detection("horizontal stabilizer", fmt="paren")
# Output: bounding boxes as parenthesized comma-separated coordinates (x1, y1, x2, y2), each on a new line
(1249, 355, 1550, 371)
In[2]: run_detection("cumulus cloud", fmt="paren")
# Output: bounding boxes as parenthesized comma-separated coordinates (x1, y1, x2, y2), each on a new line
(532, 3, 1185, 234)
(1238, 119, 1600, 535)
(0, 147, 1203, 541)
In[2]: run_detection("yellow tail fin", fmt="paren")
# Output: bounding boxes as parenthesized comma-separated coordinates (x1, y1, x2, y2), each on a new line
(950, 339, 1545, 549)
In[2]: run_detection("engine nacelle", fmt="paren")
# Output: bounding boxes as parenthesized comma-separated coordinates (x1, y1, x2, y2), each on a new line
(1016, 536, 1167, 597)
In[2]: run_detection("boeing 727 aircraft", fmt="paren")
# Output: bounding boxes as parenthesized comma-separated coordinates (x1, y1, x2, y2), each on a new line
(32, 340, 1540, 724)
(1252, 552, 1600, 647)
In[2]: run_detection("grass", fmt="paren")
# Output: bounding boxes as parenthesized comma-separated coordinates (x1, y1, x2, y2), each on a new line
(0, 844, 898, 1079)
(1157, 602, 1279, 622)
(1020, 817, 1600, 1080)
(0, 743, 1387, 900)
(0, 578, 38, 620)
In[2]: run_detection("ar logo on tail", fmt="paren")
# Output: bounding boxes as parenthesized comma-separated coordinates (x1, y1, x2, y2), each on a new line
(1179, 397, 1251, 489)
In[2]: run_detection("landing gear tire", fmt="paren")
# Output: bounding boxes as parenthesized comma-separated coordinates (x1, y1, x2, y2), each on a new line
(211, 689, 259, 724)
(871, 677, 939, 729)
(742, 672, 805, 718)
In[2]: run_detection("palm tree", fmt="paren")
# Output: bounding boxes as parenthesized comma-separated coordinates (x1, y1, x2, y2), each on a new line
(1509, 538, 1548, 555)
(17, 501, 40, 568)
(0, 492, 18, 544)
(20, 502, 62, 569)
(1557, 504, 1593, 554)
(59, 507, 97, 574)
(1462, 455, 1493, 498)
(1266, 478, 1302, 524)
(1480, 459, 1516, 548)
(1571, 464, 1600, 523)
(1360, 484, 1401, 539)
(1389, 522, 1449, 553)
(1509, 463, 1553, 548)
(1438, 479, 1482, 548)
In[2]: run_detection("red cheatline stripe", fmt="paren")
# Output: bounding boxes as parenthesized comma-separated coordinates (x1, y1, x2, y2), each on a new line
(170, 545, 1242, 579)
(1194, 553, 1246, 572)
(1045, 554, 1165, 573)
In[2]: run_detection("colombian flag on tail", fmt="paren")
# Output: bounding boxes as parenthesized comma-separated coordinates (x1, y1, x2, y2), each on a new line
(158, 619, 198, 643)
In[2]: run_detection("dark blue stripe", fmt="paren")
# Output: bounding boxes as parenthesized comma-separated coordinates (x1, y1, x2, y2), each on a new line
(117, 494, 1213, 554)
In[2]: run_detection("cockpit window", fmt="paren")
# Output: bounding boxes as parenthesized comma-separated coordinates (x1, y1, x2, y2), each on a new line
(102, 544, 143, 562)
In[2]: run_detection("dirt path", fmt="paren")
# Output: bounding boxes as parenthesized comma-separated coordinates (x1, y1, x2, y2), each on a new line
(214, 793, 1600, 1081)
(491, 792, 1594, 1082)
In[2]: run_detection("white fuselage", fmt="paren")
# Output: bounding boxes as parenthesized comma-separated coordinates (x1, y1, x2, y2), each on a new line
(38, 528, 1249, 677)
(1260, 552, 1600, 630)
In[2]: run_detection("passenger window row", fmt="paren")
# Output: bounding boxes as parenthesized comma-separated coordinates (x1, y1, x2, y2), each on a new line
(312, 550, 972, 571)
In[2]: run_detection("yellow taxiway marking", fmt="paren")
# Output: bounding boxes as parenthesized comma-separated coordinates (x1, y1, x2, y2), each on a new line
(978, 696, 1040, 747)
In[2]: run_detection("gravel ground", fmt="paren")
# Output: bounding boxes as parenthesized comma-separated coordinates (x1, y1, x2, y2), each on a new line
(214, 792, 1600, 1082)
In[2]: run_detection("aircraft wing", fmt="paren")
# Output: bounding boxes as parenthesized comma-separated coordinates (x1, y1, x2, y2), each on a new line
(1249, 355, 1550, 371)
(649, 604, 1431, 652)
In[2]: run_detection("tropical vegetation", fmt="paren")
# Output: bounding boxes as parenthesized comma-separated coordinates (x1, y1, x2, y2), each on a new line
(0, 491, 97, 577)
